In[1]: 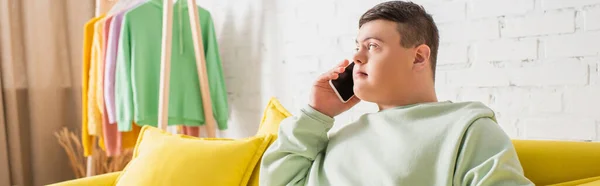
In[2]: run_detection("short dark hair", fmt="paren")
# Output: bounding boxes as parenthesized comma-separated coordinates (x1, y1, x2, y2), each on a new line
(359, 1, 439, 80)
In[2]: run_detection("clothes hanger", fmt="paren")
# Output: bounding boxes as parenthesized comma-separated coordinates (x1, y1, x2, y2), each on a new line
(106, 0, 125, 15)
(107, 0, 147, 16)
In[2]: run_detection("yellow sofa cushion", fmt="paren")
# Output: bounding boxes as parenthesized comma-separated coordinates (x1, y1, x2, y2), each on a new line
(580, 179, 600, 186)
(114, 126, 273, 186)
(548, 176, 600, 186)
(513, 140, 600, 185)
(47, 172, 121, 186)
(256, 97, 292, 136)
(248, 97, 292, 186)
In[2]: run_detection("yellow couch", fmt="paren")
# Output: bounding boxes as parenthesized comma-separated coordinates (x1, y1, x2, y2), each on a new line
(515, 140, 600, 185)
(48, 141, 600, 186)
(50, 98, 600, 186)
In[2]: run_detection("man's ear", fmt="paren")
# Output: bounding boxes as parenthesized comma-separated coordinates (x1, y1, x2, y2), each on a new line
(413, 44, 431, 70)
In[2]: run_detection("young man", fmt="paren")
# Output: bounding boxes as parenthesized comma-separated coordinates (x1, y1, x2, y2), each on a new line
(260, 1, 533, 186)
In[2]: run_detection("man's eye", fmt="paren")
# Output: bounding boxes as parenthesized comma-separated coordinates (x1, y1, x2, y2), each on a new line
(368, 43, 377, 50)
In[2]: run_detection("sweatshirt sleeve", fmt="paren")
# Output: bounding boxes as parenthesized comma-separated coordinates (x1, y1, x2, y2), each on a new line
(104, 15, 122, 124)
(115, 16, 134, 131)
(259, 105, 334, 186)
(202, 12, 229, 130)
(453, 118, 534, 186)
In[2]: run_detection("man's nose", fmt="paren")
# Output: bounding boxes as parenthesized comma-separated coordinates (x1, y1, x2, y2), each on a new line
(352, 52, 367, 65)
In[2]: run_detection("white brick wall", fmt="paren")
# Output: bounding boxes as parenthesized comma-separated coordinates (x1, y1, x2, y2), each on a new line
(585, 6, 600, 31)
(502, 10, 575, 38)
(597, 121, 600, 141)
(438, 18, 500, 43)
(565, 87, 600, 120)
(469, 0, 534, 19)
(203, 0, 600, 141)
(475, 39, 538, 61)
(541, 0, 600, 10)
(529, 89, 562, 113)
(523, 117, 597, 141)
(544, 32, 600, 57)
(422, 1, 466, 23)
(509, 62, 589, 86)
(438, 43, 468, 65)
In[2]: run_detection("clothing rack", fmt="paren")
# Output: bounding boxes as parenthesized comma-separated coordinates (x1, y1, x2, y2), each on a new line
(87, 0, 217, 177)
(158, 0, 217, 137)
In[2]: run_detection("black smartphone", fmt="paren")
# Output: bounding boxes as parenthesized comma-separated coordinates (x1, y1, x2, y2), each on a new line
(329, 62, 355, 103)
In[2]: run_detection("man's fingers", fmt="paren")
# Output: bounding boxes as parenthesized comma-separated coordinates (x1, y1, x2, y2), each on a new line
(337, 59, 350, 68)
(330, 72, 339, 80)
(316, 71, 340, 83)
(316, 59, 349, 83)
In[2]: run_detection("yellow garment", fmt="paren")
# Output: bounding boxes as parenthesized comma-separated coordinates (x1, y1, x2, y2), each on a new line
(95, 17, 112, 118)
(114, 126, 273, 186)
(122, 122, 142, 149)
(88, 17, 108, 136)
(82, 16, 105, 156)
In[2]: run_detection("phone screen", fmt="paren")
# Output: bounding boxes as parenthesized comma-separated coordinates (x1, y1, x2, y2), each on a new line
(329, 62, 355, 103)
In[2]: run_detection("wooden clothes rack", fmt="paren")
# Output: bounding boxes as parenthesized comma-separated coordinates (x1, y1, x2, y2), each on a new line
(88, 0, 217, 177)
(158, 0, 218, 137)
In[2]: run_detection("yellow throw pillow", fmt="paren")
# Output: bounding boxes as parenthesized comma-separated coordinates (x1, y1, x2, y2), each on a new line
(248, 97, 293, 186)
(247, 136, 278, 186)
(256, 97, 292, 136)
(115, 126, 273, 186)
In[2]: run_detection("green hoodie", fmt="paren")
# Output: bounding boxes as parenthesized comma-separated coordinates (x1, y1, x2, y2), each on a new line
(260, 101, 534, 186)
(115, 0, 228, 131)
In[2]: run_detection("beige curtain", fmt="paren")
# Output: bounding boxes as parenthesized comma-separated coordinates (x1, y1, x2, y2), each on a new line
(0, 0, 94, 185)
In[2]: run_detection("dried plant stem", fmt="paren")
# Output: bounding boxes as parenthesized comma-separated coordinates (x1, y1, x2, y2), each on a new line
(54, 127, 133, 178)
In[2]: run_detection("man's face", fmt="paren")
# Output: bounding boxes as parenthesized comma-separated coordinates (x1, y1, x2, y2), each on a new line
(352, 20, 417, 104)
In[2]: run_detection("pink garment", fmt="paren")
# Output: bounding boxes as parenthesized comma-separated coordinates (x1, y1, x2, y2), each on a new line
(182, 126, 200, 137)
(104, 1, 146, 124)
(101, 17, 121, 156)
(102, 105, 120, 156)
(101, 1, 147, 155)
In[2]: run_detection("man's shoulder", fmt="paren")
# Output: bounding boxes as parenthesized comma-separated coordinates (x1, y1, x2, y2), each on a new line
(407, 100, 497, 123)
(441, 101, 495, 113)
(438, 101, 497, 122)
(438, 101, 500, 136)
(410, 101, 501, 145)
(357, 101, 496, 125)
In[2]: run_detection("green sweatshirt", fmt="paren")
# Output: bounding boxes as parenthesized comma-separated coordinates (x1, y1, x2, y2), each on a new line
(115, 0, 228, 131)
(260, 101, 534, 186)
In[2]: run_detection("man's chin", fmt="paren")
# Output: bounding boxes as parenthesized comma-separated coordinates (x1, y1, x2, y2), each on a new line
(353, 88, 372, 103)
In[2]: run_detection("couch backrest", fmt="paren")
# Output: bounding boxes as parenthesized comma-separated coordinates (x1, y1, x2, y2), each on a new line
(512, 140, 600, 185)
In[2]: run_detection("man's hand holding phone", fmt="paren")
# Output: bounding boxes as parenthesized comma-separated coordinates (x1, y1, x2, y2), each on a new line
(309, 59, 361, 118)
